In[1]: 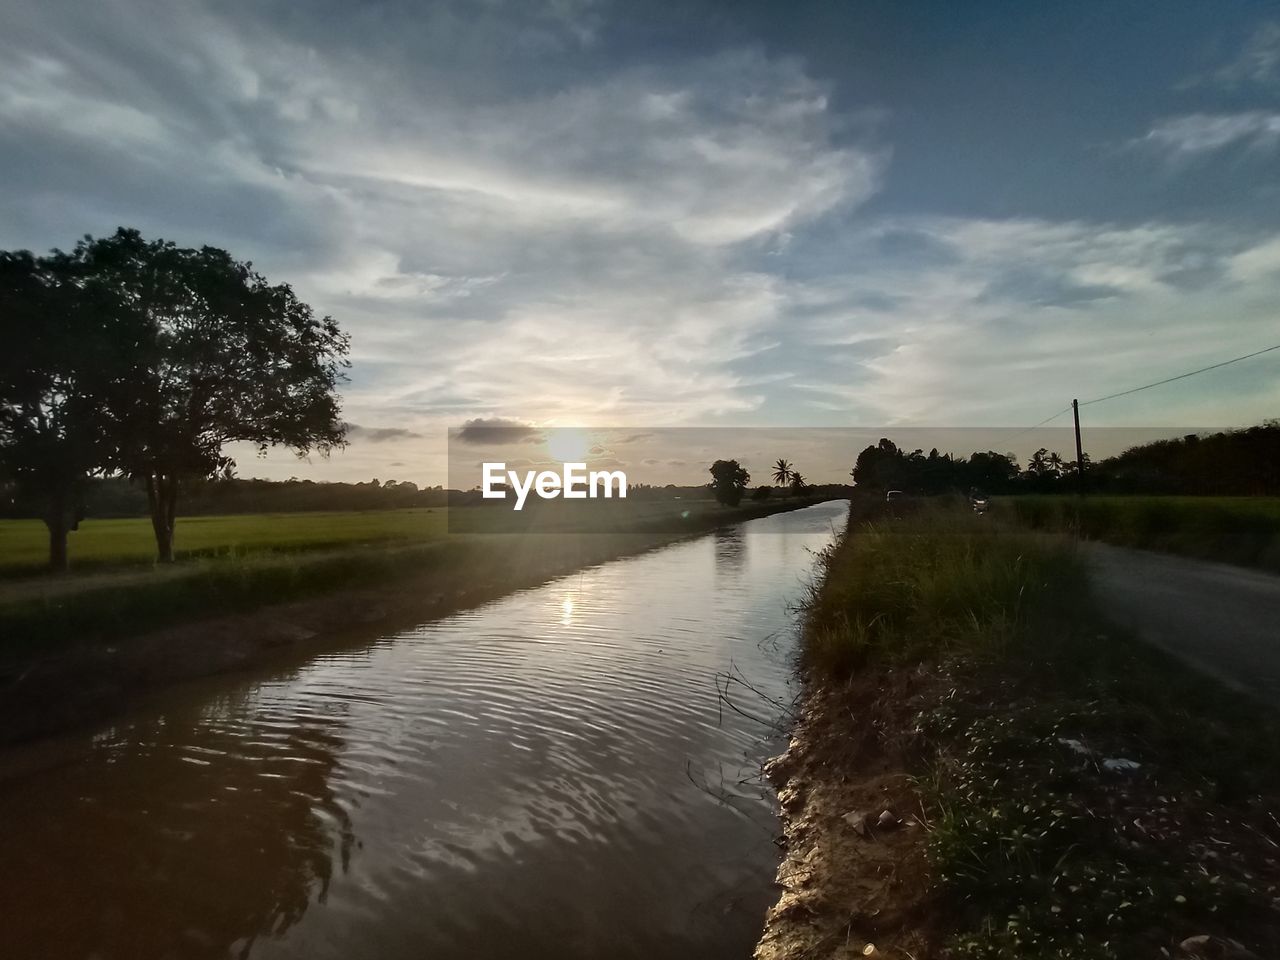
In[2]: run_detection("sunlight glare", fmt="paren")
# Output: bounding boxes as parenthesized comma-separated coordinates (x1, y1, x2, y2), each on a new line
(545, 428, 591, 463)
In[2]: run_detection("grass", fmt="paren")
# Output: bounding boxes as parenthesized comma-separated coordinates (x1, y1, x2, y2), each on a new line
(0, 496, 819, 656)
(0, 498, 758, 578)
(804, 500, 1068, 673)
(999, 495, 1280, 573)
(0, 508, 450, 576)
(802, 502, 1280, 958)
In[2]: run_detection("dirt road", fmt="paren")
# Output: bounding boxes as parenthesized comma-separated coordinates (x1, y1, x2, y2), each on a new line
(1084, 542, 1280, 703)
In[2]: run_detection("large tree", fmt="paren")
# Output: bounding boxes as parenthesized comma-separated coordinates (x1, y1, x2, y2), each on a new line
(0, 250, 139, 570)
(709, 459, 750, 507)
(71, 229, 350, 562)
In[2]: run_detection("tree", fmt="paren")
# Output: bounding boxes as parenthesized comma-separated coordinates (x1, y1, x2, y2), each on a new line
(0, 249, 140, 569)
(964, 450, 1020, 492)
(789, 472, 807, 494)
(851, 438, 902, 490)
(772, 458, 792, 486)
(708, 459, 750, 507)
(1028, 447, 1051, 477)
(751, 484, 772, 501)
(71, 229, 350, 562)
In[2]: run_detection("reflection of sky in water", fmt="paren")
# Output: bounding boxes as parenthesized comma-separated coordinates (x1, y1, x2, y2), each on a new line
(0, 501, 848, 960)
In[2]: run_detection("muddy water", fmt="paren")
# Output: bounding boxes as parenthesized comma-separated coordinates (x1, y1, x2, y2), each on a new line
(0, 501, 847, 960)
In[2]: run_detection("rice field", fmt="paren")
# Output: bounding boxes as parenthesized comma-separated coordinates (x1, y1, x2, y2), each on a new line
(0, 498, 738, 577)
(999, 495, 1280, 572)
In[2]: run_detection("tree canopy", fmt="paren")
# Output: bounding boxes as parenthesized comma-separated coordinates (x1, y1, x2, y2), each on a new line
(0, 249, 144, 568)
(709, 459, 751, 507)
(0, 228, 350, 567)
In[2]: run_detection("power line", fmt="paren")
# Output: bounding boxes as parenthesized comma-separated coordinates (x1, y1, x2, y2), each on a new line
(1001, 341, 1280, 444)
(1000, 406, 1072, 444)
(1079, 342, 1280, 407)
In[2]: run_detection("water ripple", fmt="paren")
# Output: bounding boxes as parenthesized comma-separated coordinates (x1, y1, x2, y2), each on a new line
(0, 502, 847, 960)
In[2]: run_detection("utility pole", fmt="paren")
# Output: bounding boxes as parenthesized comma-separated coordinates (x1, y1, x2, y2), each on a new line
(1072, 398, 1085, 496)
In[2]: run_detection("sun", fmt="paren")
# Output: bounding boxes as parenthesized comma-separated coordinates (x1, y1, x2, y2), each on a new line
(545, 427, 591, 463)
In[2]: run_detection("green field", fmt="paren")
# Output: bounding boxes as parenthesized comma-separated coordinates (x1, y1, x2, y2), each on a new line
(0, 498, 739, 578)
(0, 497, 814, 653)
(0, 508, 450, 575)
(999, 495, 1280, 572)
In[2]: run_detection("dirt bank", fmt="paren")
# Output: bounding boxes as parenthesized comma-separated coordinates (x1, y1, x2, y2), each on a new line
(0, 499, 823, 745)
(756, 663, 1280, 960)
(756, 504, 1280, 959)
(755, 669, 942, 960)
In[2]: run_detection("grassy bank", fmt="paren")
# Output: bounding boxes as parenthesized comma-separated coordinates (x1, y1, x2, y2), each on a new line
(776, 504, 1280, 959)
(999, 495, 1280, 573)
(0, 497, 761, 577)
(0, 497, 818, 656)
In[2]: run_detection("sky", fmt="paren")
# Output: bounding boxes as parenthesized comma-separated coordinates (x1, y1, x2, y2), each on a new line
(2, 0, 1279, 485)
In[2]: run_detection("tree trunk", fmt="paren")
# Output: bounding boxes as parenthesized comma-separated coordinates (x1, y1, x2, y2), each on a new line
(45, 516, 69, 572)
(146, 472, 179, 563)
(44, 485, 71, 572)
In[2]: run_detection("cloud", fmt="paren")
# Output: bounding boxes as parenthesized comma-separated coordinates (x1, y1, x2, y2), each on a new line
(1209, 21, 1280, 89)
(778, 216, 1280, 426)
(454, 417, 541, 445)
(343, 422, 423, 442)
(3, 0, 1279, 485)
(1130, 113, 1280, 156)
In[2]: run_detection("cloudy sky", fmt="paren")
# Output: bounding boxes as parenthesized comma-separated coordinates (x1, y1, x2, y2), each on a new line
(2, 0, 1279, 484)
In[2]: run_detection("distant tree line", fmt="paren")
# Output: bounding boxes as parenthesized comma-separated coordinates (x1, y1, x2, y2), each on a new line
(850, 421, 1280, 496)
(0, 228, 349, 568)
(1096, 422, 1280, 495)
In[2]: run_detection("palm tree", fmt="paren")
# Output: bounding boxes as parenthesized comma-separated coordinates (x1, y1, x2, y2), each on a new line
(772, 458, 793, 486)
(789, 472, 807, 494)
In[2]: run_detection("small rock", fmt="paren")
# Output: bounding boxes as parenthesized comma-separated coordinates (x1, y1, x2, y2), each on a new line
(1058, 737, 1091, 756)
(777, 785, 804, 812)
(1102, 758, 1142, 774)
(1178, 934, 1262, 959)
(842, 810, 870, 836)
(876, 809, 900, 829)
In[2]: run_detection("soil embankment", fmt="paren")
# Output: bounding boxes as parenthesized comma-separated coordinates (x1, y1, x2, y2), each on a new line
(756, 672, 940, 960)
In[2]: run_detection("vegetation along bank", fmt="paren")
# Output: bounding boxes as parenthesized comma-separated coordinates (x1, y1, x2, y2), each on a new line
(756, 501, 1280, 960)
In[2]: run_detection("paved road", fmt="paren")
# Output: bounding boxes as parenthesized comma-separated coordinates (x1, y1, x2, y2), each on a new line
(1084, 542, 1280, 704)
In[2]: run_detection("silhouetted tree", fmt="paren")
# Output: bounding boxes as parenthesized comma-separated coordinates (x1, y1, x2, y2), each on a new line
(1096, 424, 1280, 494)
(772, 458, 792, 486)
(69, 229, 350, 561)
(709, 459, 750, 507)
(789, 472, 807, 494)
(0, 249, 141, 569)
(851, 440, 1021, 495)
(851, 438, 904, 490)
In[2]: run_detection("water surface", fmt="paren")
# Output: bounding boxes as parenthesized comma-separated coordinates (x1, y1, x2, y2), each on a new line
(0, 501, 847, 960)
